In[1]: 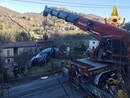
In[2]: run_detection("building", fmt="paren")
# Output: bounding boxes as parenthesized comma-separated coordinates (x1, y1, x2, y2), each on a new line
(89, 40, 99, 50)
(0, 40, 54, 66)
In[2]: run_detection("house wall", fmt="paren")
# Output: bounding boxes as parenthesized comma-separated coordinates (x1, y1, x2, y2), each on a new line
(2, 48, 14, 57)
(1, 47, 35, 65)
(89, 40, 99, 50)
(1, 48, 14, 64)
(17, 47, 36, 55)
(0, 41, 50, 67)
(5, 58, 14, 64)
(18, 47, 26, 55)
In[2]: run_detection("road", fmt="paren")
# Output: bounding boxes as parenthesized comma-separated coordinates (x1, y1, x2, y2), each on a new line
(3, 75, 87, 98)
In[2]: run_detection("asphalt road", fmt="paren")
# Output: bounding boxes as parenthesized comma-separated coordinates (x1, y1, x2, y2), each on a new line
(3, 75, 87, 98)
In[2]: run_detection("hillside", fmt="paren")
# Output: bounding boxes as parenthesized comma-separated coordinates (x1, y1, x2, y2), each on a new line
(0, 6, 104, 38)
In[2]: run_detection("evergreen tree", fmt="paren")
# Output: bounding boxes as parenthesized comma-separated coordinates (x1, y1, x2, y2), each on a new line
(16, 32, 30, 42)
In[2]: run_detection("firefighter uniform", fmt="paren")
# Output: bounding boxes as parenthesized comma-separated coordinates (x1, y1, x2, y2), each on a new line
(107, 78, 118, 86)
(13, 65, 20, 78)
(117, 89, 129, 98)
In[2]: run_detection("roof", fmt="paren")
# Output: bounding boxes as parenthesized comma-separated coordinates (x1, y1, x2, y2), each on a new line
(0, 40, 54, 49)
(0, 41, 36, 48)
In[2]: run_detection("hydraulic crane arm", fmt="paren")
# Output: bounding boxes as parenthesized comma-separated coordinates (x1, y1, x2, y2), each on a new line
(43, 6, 130, 61)
(43, 6, 130, 38)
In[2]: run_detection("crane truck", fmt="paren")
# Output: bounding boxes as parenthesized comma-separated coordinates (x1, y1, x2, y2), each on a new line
(43, 6, 130, 98)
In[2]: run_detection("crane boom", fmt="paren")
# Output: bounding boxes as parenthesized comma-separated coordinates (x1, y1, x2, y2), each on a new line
(43, 6, 130, 62)
(43, 6, 129, 37)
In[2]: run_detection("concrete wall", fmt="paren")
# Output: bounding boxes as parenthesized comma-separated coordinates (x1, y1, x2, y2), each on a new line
(89, 40, 99, 50)
(1, 48, 14, 57)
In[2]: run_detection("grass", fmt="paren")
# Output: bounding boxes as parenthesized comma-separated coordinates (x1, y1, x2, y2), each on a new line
(29, 59, 61, 75)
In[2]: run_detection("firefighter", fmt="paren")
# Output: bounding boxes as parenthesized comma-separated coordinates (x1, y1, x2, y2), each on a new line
(109, 85, 117, 98)
(106, 49, 112, 60)
(13, 64, 20, 78)
(107, 73, 118, 86)
(103, 83, 109, 92)
(107, 78, 118, 97)
(103, 39, 112, 60)
(106, 73, 118, 97)
(107, 78, 118, 86)
(117, 86, 129, 98)
(118, 73, 125, 85)
(43, 33, 48, 41)
(102, 51, 107, 60)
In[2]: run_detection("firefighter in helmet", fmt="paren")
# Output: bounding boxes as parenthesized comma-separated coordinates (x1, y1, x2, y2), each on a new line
(107, 73, 118, 86)
(104, 39, 112, 60)
(13, 64, 20, 78)
(43, 33, 48, 41)
(117, 85, 128, 98)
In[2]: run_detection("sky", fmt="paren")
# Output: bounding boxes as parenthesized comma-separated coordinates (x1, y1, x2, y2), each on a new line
(0, 0, 130, 22)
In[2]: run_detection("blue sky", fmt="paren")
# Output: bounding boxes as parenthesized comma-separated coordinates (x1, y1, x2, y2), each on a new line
(0, 0, 130, 22)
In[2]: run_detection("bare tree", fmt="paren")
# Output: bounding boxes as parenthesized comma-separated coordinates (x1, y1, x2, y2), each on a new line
(14, 49, 38, 67)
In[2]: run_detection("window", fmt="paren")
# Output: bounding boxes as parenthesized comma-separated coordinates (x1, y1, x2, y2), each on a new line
(93, 41, 95, 44)
(7, 50, 10, 57)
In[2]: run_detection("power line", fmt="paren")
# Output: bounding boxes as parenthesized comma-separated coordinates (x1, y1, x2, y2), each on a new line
(13, 0, 43, 4)
(42, 0, 130, 8)
(12, 0, 130, 9)
(12, 0, 110, 8)
(42, 0, 113, 7)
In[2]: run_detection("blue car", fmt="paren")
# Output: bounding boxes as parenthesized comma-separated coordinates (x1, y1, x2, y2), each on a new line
(29, 47, 59, 68)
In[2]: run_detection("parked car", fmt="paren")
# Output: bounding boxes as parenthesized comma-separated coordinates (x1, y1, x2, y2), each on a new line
(29, 47, 59, 68)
